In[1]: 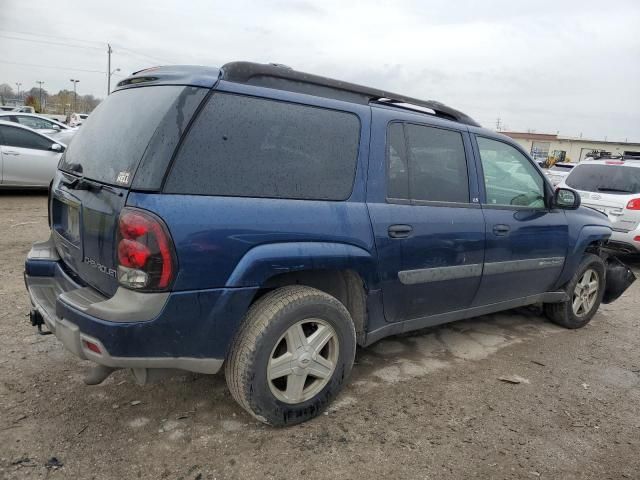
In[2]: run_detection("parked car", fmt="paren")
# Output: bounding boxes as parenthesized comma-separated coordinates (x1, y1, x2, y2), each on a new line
(68, 112, 88, 127)
(0, 112, 77, 139)
(0, 105, 36, 113)
(24, 62, 634, 426)
(559, 157, 640, 253)
(544, 162, 575, 186)
(0, 121, 66, 187)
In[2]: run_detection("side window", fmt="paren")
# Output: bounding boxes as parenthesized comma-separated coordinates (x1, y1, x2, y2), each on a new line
(387, 123, 408, 199)
(405, 124, 469, 203)
(0, 126, 52, 150)
(477, 137, 545, 208)
(16, 116, 53, 129)
(165, 93, 361, 200)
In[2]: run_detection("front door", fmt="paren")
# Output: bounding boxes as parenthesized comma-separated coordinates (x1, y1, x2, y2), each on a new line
(0, 124, 60, 186)
(369, 119, 485, 323)
(472, 135, 568, 306)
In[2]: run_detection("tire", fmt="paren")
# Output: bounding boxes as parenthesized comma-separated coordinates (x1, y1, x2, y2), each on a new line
(544, 253, 605, 329)
(225, 286, 356, 426)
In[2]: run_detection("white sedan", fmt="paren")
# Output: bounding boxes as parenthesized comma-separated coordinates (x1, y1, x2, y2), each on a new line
(0, 121, 66, 188)
(0, 112, 78, 145)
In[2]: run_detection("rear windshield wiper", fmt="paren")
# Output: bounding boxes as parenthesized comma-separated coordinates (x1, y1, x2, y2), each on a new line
(596, 187, 634, 193)
(61, 176, 123, 197)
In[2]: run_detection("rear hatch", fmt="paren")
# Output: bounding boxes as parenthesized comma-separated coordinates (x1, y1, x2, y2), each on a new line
(565, 162, 640, 232)
(51, 84, 208, 296)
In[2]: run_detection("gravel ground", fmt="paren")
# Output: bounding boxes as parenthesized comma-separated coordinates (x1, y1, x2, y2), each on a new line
(1, 192, 639, 480)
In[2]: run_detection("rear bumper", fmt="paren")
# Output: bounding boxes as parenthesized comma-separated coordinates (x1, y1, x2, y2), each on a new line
(25, 236, 257, 374)
(607, 229, 640, 253)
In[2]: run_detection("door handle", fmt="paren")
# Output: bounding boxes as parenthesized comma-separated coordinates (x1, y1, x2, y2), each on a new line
(492, 224, 510, 236)
(388, 224, 413, 238)
(2, 150, 19, 155)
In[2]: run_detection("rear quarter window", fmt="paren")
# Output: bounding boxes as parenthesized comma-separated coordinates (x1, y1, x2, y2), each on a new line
(566, 164, 640, 194)
(164, 93, 361, 200)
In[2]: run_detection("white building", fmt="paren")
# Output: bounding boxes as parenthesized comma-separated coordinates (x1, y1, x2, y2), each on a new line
(502, 132, 640, 163)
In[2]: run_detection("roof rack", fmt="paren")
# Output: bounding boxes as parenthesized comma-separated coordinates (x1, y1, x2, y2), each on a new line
(220, 61, 481, 127)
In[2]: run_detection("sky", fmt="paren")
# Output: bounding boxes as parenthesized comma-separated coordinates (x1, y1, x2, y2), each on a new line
(1, 0, 639, 141)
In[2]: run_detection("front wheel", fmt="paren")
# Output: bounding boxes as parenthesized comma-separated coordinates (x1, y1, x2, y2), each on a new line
(225, 286, 356, 426)
(544, 253, 605, 329)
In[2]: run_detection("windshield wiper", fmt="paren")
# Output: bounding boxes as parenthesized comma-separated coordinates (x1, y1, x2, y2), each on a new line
(596, 187, 633, 193)
(61, 176, 123, 197)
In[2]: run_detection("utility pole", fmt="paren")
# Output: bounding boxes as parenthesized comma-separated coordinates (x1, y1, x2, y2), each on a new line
(36, 81, 44, 112)
(15, 82, 22, 101)
(107, 43, 112, 95)
(70, 79, 80, 112)
(495, 117, 502, 131)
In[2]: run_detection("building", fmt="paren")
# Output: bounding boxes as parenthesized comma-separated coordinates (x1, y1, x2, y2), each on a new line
(501, 132, 640, 163)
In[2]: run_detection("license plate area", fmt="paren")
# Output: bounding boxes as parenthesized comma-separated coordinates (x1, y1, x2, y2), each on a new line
(52, 197, 81, 246)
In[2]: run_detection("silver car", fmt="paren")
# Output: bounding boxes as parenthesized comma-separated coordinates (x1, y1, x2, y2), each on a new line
(543, 162, 575, 186)
(559, 158, 640, 252)
(0, 121, 66, 188)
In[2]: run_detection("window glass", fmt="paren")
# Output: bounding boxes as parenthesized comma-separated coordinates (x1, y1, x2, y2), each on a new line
(165, 93, 361, 200)
(405, 124, 469, 203)
(60, 85, 189, 185)
(566, 164, 640, 194)
(387, 123, 408, 199)
(0, 125, 52, 150)
(16, 116, 55, 130)
(478, 137, 545, 207)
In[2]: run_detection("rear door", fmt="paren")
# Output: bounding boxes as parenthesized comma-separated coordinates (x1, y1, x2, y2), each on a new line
(0, 124, 60, 186)
(368, 113, 485, 323)
(472, 135, 568, 305)
(51, 85, 207, 296)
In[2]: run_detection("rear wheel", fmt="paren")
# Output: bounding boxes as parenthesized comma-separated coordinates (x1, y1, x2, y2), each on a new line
(225, 286, 356, 426)
(544, 253, 605, 329)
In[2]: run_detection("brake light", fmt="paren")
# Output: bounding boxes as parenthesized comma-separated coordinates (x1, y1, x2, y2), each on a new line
(626, 198, 640, 210)
(605, 160, 624, 165)
(116, 208, 176, 291)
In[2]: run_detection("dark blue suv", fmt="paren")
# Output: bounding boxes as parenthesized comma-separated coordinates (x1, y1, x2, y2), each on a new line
(25, 62, 634, 426)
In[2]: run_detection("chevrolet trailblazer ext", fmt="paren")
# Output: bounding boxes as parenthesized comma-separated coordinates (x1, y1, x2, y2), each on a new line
(25, 62, 634, 426)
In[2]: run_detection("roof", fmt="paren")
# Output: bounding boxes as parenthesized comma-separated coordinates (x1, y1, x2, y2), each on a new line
(502, 131, 640, 146)
(115, 61, 480, 127)
(220, 62, 480, 126)
(501, 132, 558, 141)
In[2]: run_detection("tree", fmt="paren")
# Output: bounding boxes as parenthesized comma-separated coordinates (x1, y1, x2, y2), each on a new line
(0, 83, 14, 105)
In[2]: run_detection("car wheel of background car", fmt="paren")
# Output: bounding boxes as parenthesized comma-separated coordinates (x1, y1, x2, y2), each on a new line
(544, 253, 605, 329)
(225, 285, 356, 426)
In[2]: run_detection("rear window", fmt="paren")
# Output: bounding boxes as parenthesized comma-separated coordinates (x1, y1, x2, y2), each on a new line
(59, 86, 189, 185)
(566, 163, 640, 194)
(164, 93, 360, 200)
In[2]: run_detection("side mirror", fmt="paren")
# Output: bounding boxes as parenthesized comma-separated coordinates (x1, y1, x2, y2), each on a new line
(52, 124, 61, 130)
(51, 143, 64, 152)
(554, 187, 580, 210)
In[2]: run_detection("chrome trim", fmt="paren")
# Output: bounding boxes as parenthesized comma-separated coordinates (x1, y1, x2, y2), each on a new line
(483, 257, 565, 275)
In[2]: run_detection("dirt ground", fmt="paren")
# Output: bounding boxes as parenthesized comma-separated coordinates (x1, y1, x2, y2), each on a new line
(1, 192, 639, 480)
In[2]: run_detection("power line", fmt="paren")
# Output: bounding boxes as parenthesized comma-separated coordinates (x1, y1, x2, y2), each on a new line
(0, 60, 107, 74)
(0, 34, 103, 51)
(0, 29, 105, 47)
(0, 29, 174, 65)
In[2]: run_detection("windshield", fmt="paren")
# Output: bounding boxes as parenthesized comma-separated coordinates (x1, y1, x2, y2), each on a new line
(566, 163, 640, 194)
(59, 85, 187, 186)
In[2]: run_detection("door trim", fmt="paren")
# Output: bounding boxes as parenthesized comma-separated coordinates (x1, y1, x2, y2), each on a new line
(398, 257, 565, 285)
(399, 263, 482, 285)
(483, 256, 565, 275)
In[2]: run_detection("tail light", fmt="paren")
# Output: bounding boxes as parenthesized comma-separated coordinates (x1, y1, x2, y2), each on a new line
(116, 208, 176, 291)
(626, 198, 640, 210)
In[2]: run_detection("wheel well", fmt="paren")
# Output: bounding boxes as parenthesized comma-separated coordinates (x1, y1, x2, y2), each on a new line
(255, 269, 367, 344)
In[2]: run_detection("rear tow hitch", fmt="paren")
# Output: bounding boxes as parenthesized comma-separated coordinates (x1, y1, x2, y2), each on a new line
(29, 310, 52, 335)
